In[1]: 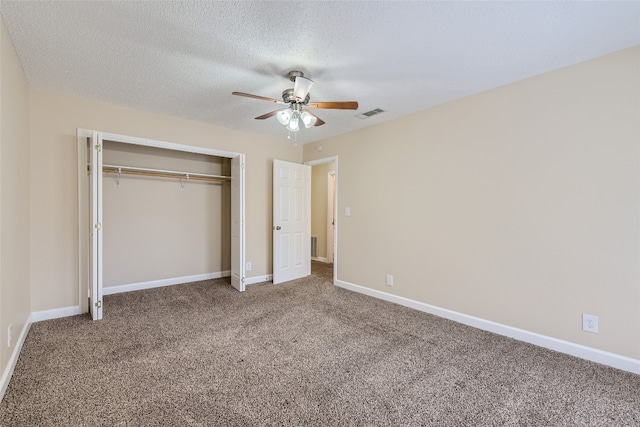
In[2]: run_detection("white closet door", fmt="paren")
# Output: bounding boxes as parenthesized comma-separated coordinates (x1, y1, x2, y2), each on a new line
(273, 160, 311, 284)
(231, 154, 246, 291)
(89, 131, 104, 320)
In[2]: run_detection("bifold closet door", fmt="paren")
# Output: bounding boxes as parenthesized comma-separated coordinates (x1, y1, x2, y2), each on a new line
(89, 131, 104, 320)
(231, 154, 246, 292)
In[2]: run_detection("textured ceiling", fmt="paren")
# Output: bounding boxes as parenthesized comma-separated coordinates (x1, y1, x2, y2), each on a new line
(1, 1, 638, 144)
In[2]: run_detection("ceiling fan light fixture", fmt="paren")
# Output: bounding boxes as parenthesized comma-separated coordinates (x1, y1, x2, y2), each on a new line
(293, 76, 314, 101)
(276, 109, 292, 125)
(301, 111, 317, 128)
(286, 120, 299, 132)
(287, 113, 300, 132)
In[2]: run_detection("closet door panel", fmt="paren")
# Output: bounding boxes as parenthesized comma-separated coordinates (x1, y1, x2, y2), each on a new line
(231, 154, 245, 291)
(89, 131, 103, 320)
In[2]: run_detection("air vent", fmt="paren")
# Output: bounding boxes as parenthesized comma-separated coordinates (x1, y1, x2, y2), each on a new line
(356, 108, 385, 119)
(311, 236, 318, 258)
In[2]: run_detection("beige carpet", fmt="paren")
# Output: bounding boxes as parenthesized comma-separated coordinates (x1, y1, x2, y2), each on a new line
(1, 262, 639, 426)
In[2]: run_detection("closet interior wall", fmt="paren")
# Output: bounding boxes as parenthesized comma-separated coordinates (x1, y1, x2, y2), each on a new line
(102, 140, 231, 288)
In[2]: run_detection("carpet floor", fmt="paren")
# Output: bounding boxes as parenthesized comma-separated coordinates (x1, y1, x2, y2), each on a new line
(1, 262, 639, 426)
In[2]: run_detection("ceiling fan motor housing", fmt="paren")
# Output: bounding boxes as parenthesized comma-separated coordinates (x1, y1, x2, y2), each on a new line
(282, 88, 310, 105)
(287, 70, 305, 82)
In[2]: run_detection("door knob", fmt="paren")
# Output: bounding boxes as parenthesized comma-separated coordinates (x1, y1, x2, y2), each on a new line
(275, 226, 281, 230)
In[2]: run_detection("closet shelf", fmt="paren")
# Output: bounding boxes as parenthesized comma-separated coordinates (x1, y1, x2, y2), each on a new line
(88, 164, 231, 183)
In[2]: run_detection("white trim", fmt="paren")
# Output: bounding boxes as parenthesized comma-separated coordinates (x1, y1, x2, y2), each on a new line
(311, 256, 329, 263)
(102, 271, 231, 295)
(83, 129, 238, 159)
(0, 315, 32, 403)
(77, 133, 89, 313)
(335, 279, 640, 375)
(305, 156, 338, 167)
(31, 306, 83, 323)
(245, 274, 273, 285)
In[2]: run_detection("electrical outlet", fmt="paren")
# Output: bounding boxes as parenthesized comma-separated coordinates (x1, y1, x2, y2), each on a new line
(7, 324, 12, 348)
(386, 275, 394, 286)
(246, 262, 252, 271)
(582, 314, 599, 333)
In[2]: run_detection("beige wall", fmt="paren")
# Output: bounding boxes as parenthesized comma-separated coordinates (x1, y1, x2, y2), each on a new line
(311, 162, 334, 260)
(30, 89, 302, 311)
(304, 47, 640, 359)
(102, 142, 231, 286)
(0, 17, 30, 379)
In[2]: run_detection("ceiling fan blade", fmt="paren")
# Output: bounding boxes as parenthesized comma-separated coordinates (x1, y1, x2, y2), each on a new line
(306, 110, 325, 126)
(293, 77, 313, 101)
(232, 91, 286, 104)
(255, 108, 287, 120)
(308, 101, 358, 110)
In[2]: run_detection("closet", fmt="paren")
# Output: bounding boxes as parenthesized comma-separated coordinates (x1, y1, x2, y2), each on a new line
(102, 140, 231, 292)
(78, 130, 245, 320)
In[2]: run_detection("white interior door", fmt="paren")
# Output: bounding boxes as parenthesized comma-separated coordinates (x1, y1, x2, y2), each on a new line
(273, 159, 311, 284)
(231, 154, 246, 291)
(89, 131, 103, 320)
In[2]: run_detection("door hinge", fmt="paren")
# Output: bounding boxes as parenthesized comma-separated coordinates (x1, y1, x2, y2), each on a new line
(95, 300, 102, 308)
(94, 144, 102, 152)
(241, 277, 245, 284)
(94, 222, 102, 230)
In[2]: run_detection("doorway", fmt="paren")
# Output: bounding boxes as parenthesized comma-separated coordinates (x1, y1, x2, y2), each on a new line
(306, 156, 338, 283)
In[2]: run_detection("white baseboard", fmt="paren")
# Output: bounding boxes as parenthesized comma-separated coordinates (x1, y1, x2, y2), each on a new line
(245, 274, 273, 285)
(103, 271, 231, 295)
(31, 306, 83, 322)
(1, 314, 32, 403)
(335, 279, 640, 375)
(311, 257, 329, 263)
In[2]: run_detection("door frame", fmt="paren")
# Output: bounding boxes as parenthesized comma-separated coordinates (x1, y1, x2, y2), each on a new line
(305, 156, 338, 284)
(326, 170, 336, 264)
(77, 129, 246, 315)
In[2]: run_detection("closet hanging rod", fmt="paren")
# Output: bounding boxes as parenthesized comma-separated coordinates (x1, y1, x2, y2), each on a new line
(88, 164, 231, 183)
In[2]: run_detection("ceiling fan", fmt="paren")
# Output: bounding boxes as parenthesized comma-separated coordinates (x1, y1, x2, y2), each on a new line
(232, 70, 358, 133)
